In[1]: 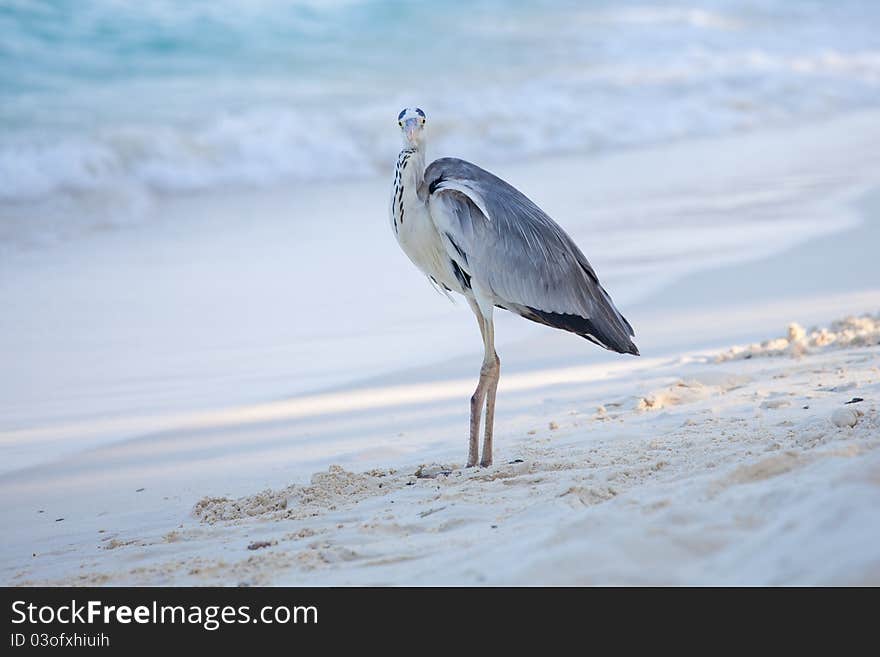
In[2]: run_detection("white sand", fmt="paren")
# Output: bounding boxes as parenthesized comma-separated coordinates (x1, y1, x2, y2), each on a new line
(2, 112, 880, 585)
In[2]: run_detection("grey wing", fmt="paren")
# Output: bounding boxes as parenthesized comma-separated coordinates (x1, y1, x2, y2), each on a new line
(424, 157, 638, 355)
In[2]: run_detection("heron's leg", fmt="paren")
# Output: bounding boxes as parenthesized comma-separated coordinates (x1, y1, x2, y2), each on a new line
(466, 299, 489, 468)
(480, 315, 500, 468)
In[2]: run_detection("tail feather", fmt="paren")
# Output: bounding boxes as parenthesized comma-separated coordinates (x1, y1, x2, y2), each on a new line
(521, 306, 640, 355)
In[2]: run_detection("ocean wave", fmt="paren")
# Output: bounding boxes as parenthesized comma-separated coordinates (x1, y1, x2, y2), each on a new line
(2, 0, 880, 242)
(0, 111, 377, 202)
(3, 45, 880, 206)
(579, 6, 745, 30)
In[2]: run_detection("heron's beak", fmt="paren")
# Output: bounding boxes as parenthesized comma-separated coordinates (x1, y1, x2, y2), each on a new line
(404, 118, 420, 143)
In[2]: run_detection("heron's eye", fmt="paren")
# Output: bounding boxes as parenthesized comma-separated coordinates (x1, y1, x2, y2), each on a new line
(399, 121, 403, 127)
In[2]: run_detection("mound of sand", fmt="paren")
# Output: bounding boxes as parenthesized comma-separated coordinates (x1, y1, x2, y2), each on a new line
(193, 465, 399, 524)
(716, 313, 880, 362)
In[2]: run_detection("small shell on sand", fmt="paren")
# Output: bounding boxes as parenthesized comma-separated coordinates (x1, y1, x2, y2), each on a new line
(414, 464, 452, 479)
(831, 407, 862, 428)
(548, 421, 559, 430)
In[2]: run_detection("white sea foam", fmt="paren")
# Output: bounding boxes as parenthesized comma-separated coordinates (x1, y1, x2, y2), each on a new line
(1, 1, 879, 246)
(3, 45, 880, 203)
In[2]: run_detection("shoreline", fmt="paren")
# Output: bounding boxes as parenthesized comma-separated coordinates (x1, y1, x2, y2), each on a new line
(1, 112, 879, 585)
(2, 111, 879, 447)
(355, 183, 880, 390)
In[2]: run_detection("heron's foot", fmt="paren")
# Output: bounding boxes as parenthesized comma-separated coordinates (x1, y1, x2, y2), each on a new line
(465, 455, 479, 468)
(480, 457, 492, 468)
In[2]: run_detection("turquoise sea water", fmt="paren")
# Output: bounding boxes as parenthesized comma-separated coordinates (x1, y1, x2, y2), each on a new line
(1, 0, 879, 230)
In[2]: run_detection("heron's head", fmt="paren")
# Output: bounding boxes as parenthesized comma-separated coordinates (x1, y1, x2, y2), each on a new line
(397, 107, 426, 148)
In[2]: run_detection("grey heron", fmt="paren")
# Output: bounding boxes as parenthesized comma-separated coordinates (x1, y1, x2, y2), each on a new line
(390, 107, 638, 468)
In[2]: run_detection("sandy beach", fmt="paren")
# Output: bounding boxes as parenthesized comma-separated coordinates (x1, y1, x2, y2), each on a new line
(2, 110, 879, 586)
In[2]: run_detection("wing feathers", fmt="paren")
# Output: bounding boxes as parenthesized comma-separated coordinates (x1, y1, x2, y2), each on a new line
(425, 157, 637, 355)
